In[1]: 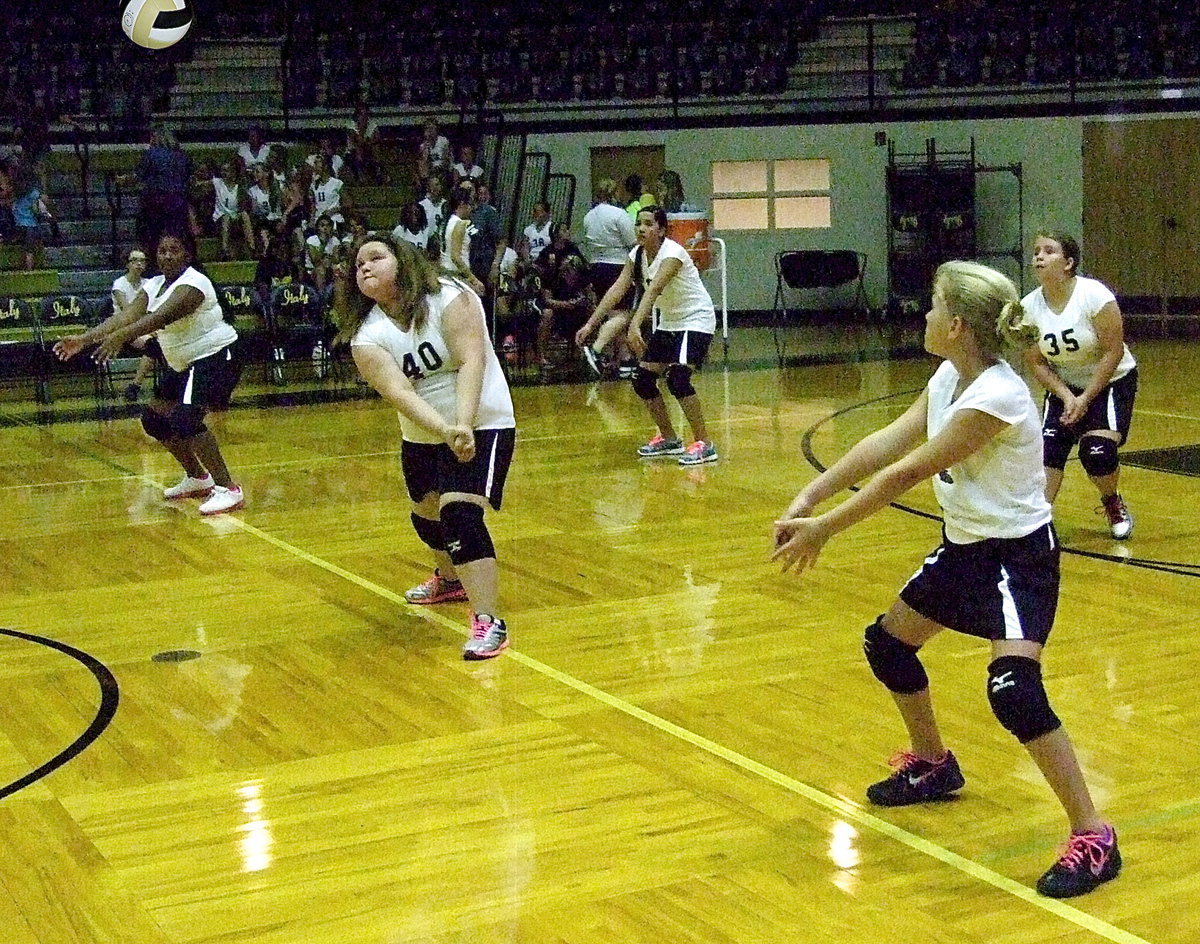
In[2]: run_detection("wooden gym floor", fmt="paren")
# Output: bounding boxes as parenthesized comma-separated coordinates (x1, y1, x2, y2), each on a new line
(0, 331, 1197, 944)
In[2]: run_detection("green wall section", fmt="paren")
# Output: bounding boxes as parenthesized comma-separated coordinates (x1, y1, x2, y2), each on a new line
(527, 116, 1082, 312)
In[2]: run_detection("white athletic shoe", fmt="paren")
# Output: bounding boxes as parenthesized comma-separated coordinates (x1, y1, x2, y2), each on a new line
(198, 485, 245, 516)
(163, 473, 214, 500)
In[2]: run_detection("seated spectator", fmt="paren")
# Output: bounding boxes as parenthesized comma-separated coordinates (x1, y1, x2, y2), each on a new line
(305, 136, 345, 179)
(9, 160, 54, 270)
(210, 161, 254, 259)
(254, 236, 299, 310)
(452, 144, 484, 187)
(110, 247, 159, 401)
(308, 156, 345, 230)
(247, 163, 284, 256)
(418, 176, 448, 253)
(523, 201, 554, 261)
(345, 102, 382, 183)
(237, 126, 272, 171)
(495, 236, 542, 364)
(391, 201, 431, 254)
(416, 119, 450, 181)
(305, 213, 342, 299)
(535, 224, 591, 370)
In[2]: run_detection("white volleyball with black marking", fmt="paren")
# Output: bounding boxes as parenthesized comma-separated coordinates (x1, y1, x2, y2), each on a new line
(121, 0, 194, 50)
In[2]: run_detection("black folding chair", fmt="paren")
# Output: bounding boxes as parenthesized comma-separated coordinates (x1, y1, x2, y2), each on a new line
(0, 297, 50, 404)
(772, 250, 868, 365)
(268, 283, 328, 384)
(38, 295, 96, 401)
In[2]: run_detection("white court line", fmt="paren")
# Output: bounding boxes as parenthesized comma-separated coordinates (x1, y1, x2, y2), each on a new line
(209, 513, 1149, 944)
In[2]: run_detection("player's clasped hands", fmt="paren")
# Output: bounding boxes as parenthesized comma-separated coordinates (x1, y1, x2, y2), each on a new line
(445, 424, 475, 463)
(771, 515, 831, 574)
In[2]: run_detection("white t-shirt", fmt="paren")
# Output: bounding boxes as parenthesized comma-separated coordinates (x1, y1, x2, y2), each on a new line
(524, 221, 553, 260)
(211, 178, 241, 221)
(309, 176, 344, 223)
(350, 279, 515, 443)
(111, 274, 143, 312)
(441, 214, 475, 275)
(144, 267, 237, 372)
(237, 142, 272, 168)
(392, 224, 430, 250)
(247, 183, 280, 220)
(636, 238, 716, 333)
(582, 202, 636, 265)
(926, 359, 1052, 545)
(1021, 276, 1136, 390)
(453, 162, 484, 183)
(420, 135, 450, 170)
(304, 234, 341, 270)
(305, 152, 344, 178)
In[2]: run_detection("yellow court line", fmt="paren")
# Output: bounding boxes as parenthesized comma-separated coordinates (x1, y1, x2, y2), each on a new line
(224, 515, 1149, 944)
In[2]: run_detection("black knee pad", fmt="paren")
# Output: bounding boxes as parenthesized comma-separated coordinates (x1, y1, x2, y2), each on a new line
(1042, 428, 1071, 470)
(987, 655, 1061, 744)
(410, 513, 447, 552)
(1079, 436, 1119, 477)
(664, 364, 696, 399)
(440, 501, 495, 566)
(170, 404, 209, 440)
(863, 616, 929, 694)
(632, 366, 660, 401)
(140, 408, 174, 443)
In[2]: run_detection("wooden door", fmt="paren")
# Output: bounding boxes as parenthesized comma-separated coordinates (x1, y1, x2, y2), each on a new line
(590, 145, 665, 207)
(1083, 118, 1200, 305)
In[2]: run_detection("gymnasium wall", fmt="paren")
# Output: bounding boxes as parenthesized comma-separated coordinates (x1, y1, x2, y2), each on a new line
(527, 116, 1082, 312)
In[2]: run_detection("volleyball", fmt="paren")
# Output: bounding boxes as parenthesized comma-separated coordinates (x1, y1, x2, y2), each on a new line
(120, 0, 194, 50)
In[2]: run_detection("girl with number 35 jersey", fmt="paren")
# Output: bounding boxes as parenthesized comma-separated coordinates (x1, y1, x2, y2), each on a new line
(1021, 231, 1138, 539)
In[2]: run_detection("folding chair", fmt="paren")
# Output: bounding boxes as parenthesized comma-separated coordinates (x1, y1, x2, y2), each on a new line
(772, 250, 868, 365)
(268, 283, 328, 384)
(0, 297, 49, 404)
(39, 295, 96, 401)
(217, 284, 270, 381)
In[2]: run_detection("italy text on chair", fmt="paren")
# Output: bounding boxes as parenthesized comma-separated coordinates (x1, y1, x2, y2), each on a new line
(268, 283, 327, 384)
(772, 250, 867, 365)
(38, 294, 95, 401)
(218, 284, 269, 381)
(0, 296, 50, 405)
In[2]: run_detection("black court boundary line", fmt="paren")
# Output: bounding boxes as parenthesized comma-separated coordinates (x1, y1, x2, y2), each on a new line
(799, 389, 1200, 580)
(0, 628, 120, 800)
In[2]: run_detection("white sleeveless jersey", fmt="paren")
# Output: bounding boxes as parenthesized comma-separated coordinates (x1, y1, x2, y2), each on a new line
(351, 278, 515, 444)
(636, 238, 715, 333)
(524, 221, 553, 260)
(441, 214, 475, 274)
(146, 267, 238, 372)
(926, 360, 1051, 544)
(1022, 276, 1136, 390)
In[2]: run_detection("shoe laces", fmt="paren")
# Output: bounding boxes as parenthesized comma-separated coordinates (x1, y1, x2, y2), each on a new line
(1054, 829, 1113, 874)
(1098, 495, 1128, 524)
(886, 750, 945, 772)
(470, 614, 496, 639)
(685, 440, 709, 454)
(646, 434, 666, 447)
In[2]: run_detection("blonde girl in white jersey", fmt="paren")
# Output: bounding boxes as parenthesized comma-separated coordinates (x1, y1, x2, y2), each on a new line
(1022, 231, 1138, 539)
(773, 261, 1121, 900)
(335, 235, 516, 660)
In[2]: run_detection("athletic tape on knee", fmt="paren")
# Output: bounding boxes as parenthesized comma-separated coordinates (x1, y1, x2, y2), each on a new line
(986, 655, 1061, 743)
(440, 501, 495, 566)
(632, 366, 660, 401)
(863, 616, 928, 694)
(1042, 429, 1071, 470)
(140, 408, 174, 443)
(665, 364, 696, 399)
(171, 404, 209, 440)
(410, 513, 447, 552)
(1079, 436, 1119, 477)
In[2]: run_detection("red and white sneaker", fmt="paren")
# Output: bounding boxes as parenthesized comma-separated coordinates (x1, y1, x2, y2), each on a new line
(1100, 493, 1133, 540)
(198, 485, 245, 516)
(404, 571, 468, 605)
(163, 473, 214, 500)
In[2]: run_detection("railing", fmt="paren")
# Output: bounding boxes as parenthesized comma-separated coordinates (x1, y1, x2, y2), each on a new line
(103, 173, 125, 269)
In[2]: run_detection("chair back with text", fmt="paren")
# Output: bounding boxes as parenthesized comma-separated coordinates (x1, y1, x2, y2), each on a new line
(0, 297, 49, 402)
